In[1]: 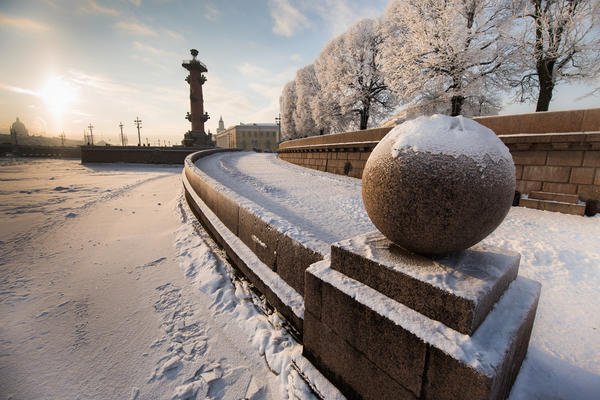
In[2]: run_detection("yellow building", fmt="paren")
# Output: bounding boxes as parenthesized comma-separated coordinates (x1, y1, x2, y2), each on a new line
(214, 122, 279, 151)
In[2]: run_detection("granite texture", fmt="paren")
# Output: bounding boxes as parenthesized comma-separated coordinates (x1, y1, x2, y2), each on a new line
(362, 138, 515, 255)
(330, 231, 520, 335)
(304, 261, 541, 400)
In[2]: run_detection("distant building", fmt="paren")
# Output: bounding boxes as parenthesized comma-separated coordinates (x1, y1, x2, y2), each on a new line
(10, 117, 29, 145)
(216, 116, 225, 134)
(10, 117, 29, 137)
(214, 122, 279, 151)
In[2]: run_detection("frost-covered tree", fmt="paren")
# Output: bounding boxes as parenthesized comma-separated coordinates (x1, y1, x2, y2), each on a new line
(313, 36, 355, 133)
(402, 92, 501, 117)
(315, 19, 395, 131)
(382, 0, 515, 116)
(279, 80, 297, 140)
(293, 64, 319, 136)
(511, 0, 600, 111)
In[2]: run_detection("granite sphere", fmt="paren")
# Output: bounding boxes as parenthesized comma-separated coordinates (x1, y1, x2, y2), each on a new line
(362, 115, 515, 255)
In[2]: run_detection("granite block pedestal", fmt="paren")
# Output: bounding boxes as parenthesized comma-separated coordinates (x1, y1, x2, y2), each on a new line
(303, 231, 541, 400)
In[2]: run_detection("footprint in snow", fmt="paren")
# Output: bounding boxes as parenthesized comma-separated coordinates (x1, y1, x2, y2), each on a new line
(160, 355, 183, 375)
(129, 387, 140, 400)
(172, 380, 208, 400)
(140, 257, 167, 269)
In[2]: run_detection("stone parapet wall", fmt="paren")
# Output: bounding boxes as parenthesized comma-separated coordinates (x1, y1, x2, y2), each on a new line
(279, 142, 377, 178)
(183, 150, 542, 399)
(475, 108, 600, 135)
(504, 132, 600, 201)
(183, 149, 328, 334)
(81, 146, 213, 164)
(278, 109, 600, 203)
(278, 127, 391, 149)
(1, 144, 81, 159)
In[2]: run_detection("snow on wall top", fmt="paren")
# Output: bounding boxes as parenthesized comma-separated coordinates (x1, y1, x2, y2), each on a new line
(389, 114, 513, 167)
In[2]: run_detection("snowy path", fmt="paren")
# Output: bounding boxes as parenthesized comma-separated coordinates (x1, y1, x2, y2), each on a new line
(196, 152, 600, 400)
(195, 152, 374, 243)
(0, 159, 298, 400)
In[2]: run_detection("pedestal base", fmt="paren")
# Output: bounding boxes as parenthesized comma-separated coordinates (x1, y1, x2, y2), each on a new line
(182, 130, 212, 147)
(303, 239, 541, 400)
(331, 231, 520, 335)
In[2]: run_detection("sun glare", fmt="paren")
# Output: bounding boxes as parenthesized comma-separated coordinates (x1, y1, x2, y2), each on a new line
(39, 76, 78, 117)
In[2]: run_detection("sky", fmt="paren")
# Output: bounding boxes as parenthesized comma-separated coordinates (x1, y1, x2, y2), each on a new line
(0, 0, 598, 145)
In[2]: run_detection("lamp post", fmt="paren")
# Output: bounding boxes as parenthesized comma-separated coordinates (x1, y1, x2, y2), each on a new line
(119, 122, 126, 146)
(275, 114, 281, 143)
(87, 123, 94, 146)
(134, 117, 142, 146)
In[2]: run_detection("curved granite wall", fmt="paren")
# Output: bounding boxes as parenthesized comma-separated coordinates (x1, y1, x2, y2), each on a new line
(183, 148, 329, 334)
(278, 109, 600, 206)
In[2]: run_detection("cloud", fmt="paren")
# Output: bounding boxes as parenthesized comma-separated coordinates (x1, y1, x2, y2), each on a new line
(130, 0, 142, 6)
(237, 62, 269, 77)
(163, 28, 182, 40)
(116, 20, 156, 36)
(268, 1, 385, 38)
(132, 41, 167, 56)
(67, 69, 139, 95)
(0, 82, 39, 97)
(268, 0, 310, 37)
(80, 0, 120, 16)
(204, 3, 220, 21)
(248, 82, 282, 99)
(72, 109, 93, 117)
(290, 53, 302, 62)
(0, 13, 49, 32)
(309, 0, 384, 36)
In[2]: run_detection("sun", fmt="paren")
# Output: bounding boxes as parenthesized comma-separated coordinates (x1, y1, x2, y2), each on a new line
(39, 76, 78, 117)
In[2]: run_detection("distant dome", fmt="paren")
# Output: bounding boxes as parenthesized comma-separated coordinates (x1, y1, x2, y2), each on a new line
(10, 118, 29, 136)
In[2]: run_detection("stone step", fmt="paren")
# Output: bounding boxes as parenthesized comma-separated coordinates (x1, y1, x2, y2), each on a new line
(329, 231, 520, 336)
(528, 191, 579, 204)
(519, 198, 585, 216)
(304, 261, 541, 400)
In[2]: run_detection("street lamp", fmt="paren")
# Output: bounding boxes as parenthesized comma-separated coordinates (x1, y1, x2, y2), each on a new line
(134, 117, 142, 146)
(119, 122, 127, 146)
(88, 123, 95, 146)
(275, 114, 281, 143)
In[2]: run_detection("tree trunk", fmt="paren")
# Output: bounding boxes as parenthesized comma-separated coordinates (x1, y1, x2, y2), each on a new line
(450, 95, 464, 116)
(359, 109, 369, 130)
(535, 60, 554, 112)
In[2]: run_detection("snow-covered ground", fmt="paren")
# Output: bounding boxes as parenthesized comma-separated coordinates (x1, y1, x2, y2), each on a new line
(197, 151, 600, 400)
(1, 154, 599, 400)
(0, 158, 315, 400)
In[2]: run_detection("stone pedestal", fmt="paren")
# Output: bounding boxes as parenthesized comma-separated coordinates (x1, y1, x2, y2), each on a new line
(303, 231, 541, 400)
(182, 130, 212, 147)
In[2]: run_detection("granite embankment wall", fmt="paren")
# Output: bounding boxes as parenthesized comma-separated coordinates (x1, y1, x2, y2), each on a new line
(183, 149, 327, 335)
(183, 147, 537, 400)
(278, 109, 600, 203)
(0, 144, 81, 158)
(81, 146, 210, 164)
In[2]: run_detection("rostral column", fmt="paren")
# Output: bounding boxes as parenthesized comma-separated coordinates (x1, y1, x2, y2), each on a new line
(182, 49, 212, 146)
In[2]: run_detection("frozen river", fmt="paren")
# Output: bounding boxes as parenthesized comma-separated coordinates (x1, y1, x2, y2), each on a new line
(0, 158, 305, 400)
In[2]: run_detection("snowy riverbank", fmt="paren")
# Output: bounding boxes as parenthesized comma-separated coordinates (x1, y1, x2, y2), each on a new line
(196, 151, 600, 399)
(1, 155, 599, 399)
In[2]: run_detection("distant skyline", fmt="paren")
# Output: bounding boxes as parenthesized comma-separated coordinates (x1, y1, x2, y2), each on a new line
(0, 0, 598, 144)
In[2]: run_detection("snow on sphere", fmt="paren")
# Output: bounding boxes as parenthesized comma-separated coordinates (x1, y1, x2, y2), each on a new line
(362, 115, 515, 255)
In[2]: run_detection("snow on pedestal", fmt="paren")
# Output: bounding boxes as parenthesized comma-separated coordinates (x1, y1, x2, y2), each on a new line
(362, 114, 515, 255)
(303, 116, 541, 400)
